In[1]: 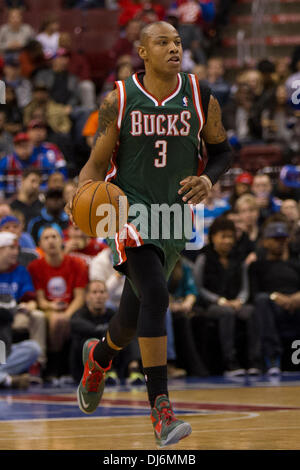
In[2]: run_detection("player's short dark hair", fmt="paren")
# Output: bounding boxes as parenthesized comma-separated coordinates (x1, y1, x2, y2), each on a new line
(208, 216, 236, 244)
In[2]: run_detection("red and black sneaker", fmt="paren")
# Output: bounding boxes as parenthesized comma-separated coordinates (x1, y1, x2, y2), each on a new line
(151, 394, 192, 447)
(77, 338, 111, 414)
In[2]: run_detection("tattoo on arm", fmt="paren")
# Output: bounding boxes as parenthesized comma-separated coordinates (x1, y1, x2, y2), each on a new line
(201, 95, 227, 144)
(92, 90, 118, 148)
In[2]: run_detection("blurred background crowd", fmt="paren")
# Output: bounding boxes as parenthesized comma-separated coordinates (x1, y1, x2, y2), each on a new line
(0, 0, 300, 390)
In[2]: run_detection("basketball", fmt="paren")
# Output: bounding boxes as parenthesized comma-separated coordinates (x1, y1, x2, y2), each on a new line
(72, 181, 129, 238)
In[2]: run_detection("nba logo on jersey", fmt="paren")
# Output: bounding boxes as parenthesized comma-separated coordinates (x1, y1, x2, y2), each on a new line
(183, 96, 188, 107)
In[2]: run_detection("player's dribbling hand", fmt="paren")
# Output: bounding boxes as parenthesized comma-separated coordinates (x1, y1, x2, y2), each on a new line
(64, 179, 93, 225)
(178, 175, 212, 205)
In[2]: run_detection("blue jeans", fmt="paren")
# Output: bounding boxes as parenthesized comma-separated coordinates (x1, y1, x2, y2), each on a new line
(0, 340, 41, 384)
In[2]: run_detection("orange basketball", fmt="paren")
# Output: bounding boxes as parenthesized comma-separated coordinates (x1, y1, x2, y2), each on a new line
(72, 181, 129, 238)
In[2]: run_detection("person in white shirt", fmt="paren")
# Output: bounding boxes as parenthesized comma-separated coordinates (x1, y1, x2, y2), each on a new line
(36, 15, 60, 58)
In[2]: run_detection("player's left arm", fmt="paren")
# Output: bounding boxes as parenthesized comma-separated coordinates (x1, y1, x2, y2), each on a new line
(179, 95, 233, 205)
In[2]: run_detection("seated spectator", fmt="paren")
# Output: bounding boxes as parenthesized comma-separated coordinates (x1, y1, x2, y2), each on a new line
(2, 55, 32, 108)
(58, 32, 97, 110)
(194, 217, 261, 376)
(64, 224, 107, 266)
(0, 214, 36, 251)
(261, 84, 300, 157)
(36, 15, 60, 59)
(19, 39, 47, 80)
(168, 257, 208, 377)
(280, 199, 300, 228)
(10, 167, 44, 229)
(0, 131, 60, 198)
(109, 19, 143, 72)
(251, 174, 281, 226)
(118, 1, 165, 29)
(0, 132, 33, 199)
(235, 194, 260, 244)
(228, 172, 253, 207)
(89, 246, 125, 311)
(175, 0, 212, 65)
(0, 8, 35, 57)
(0, 110, 14, 159)
(70, 280, 143, 384)
(34, 48, 81, 108)
(63, 179, 77, 206)
(249, 221, 300, 374)
(28, 226, 88, 377)
(225, 209, 257, 265)
(203, 181, 231, 241)
(27, 188, 69, 244)
(0, 231, 46, 366)
(47, 171, 65, 191)
(23, 82, 72, 136)
(0, 202, 12, 218)
(222, 82, 257, 146)
(3, 85, 23, 135)
(27, 119, 68, 179)
(206, 57, 231, 107)
(280, 200, 300, 260)
(274, 165, 300, 202)
(82, 110, 98, 148)
(192, 63, 207, 81)
(0, 292, 40, 389)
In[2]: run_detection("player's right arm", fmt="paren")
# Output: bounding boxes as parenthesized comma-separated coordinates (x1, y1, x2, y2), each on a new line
(65, 89, 120, 218)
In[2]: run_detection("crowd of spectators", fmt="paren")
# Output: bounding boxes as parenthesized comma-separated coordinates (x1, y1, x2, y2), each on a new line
(0, 2, 300, 389)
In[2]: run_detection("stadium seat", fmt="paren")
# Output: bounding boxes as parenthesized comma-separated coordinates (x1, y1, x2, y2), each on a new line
(237, 144, 284, 172)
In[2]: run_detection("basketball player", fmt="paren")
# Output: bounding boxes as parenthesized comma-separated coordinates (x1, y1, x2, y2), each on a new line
(65, 21, 232, 447)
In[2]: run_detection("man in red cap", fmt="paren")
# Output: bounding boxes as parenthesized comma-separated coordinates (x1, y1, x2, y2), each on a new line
(27, 119, 67, 179)
(0, 131, 58, 199)
(229, 172, 253, 207)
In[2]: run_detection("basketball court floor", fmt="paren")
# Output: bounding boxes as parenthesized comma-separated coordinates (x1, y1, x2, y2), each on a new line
(0, 373, 300, 450)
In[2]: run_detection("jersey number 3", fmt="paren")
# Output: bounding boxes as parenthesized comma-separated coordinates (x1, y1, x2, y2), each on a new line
(154, 140, 167, 168)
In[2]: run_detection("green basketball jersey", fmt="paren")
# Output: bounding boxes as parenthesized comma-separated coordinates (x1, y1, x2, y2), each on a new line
(105, 72, 206, 276)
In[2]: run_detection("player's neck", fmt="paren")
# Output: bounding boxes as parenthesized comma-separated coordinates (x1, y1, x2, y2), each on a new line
(143, 72, 178, 102)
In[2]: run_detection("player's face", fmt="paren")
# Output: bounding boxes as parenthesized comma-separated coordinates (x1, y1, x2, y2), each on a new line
(141, 26, 182, 75)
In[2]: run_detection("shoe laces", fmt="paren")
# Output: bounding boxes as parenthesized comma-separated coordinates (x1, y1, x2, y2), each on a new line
(87, 368, 103, 392)
(159, 404, 176, 425)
